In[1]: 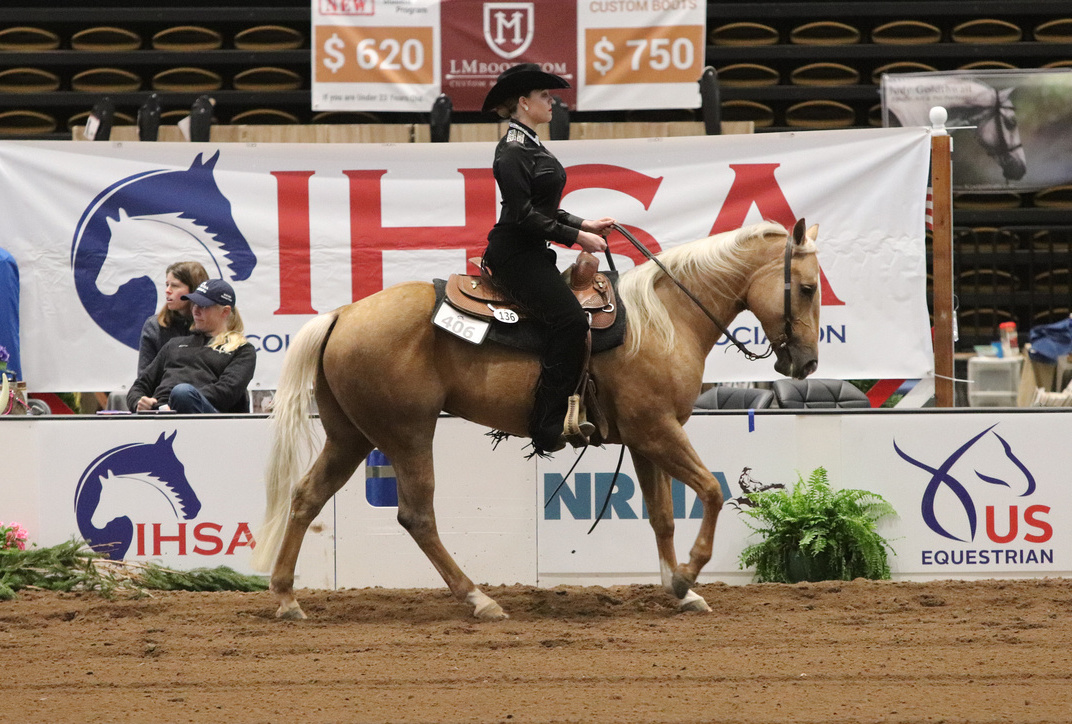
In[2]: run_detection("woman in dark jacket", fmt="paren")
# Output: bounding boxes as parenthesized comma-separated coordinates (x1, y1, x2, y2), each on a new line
(137, 260, 209, 375)
(481, 64, 615, 455)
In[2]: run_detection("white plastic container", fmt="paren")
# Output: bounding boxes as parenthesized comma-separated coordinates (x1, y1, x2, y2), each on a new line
(968, 356, 1023, 407)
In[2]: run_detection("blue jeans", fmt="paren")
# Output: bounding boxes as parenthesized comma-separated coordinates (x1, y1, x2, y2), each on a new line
(168, 383, 219, 413)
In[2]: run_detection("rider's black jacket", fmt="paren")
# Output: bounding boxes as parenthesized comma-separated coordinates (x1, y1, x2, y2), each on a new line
(486, 120, 583, 250)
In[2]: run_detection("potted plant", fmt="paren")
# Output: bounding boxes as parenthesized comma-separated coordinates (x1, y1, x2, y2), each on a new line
(737, 466, 896, 583)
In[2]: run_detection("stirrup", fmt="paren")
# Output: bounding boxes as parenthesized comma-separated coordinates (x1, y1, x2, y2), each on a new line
(563, 394, 595, 448)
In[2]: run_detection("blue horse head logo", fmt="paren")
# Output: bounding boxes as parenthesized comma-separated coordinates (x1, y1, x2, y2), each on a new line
(70, 151, 257, 348)
(74, 431, 201, 559)
(894, 424, 1036, 542)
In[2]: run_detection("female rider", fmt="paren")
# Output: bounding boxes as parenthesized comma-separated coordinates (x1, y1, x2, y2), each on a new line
(480, 64, 615, 455)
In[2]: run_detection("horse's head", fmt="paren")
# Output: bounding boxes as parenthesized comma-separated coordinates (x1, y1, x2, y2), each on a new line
(968, 86, 1026, 181)
(745, 219, 820, 379)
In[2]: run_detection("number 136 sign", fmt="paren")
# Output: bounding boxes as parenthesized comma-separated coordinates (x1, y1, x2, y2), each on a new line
(312, 0, 705, 113)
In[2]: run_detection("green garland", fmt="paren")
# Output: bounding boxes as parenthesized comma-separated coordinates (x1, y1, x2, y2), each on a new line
(0, 539, 268, 601)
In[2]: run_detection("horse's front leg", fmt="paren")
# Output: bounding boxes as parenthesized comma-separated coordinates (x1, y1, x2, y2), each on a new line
(629, 450, 712, 613)
(629, 422, 723, 605)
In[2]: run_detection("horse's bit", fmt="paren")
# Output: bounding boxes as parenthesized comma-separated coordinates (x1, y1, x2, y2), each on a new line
(608, 223, 793, 361)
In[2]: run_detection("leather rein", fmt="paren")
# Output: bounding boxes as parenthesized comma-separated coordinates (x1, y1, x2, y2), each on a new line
(607, 223, 793, 361)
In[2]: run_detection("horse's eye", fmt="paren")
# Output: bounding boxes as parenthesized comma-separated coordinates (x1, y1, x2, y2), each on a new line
(799, 285, 817, 298)
(1004, 116, 1018, 131)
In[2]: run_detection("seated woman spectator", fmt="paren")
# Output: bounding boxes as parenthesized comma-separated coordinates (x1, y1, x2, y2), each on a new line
(126, 279, 255, 414)
(138, 261, 209, 376)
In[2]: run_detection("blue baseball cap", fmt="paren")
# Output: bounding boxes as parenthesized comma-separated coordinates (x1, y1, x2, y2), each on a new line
(182, 278, 235, 307)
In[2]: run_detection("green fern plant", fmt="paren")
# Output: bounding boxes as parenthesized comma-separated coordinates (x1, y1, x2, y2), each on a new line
(737, 466, 896, 583)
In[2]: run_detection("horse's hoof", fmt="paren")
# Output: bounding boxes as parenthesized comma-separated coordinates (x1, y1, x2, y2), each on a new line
(671, 568, 695, 599)
(276, 602, 307, 620)
(678, 589, 712, 613)
(473, 601, 509, 621)
(467, 589, 509, 621)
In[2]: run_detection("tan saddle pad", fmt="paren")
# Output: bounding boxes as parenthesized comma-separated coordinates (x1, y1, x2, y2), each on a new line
(444, 252, 617, 329)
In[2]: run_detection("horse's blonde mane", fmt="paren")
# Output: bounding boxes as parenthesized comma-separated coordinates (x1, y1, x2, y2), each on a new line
(617, 221, 797, 356)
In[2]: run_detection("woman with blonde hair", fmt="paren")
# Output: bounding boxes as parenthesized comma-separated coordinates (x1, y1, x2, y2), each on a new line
(127, 279, 255, 414)
(137, 260, 209, 375)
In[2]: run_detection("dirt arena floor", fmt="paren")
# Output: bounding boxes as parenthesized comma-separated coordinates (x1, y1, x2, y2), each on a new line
(3, 578, 1071, 723)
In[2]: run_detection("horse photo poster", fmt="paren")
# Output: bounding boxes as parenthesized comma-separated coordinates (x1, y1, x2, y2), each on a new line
(0, 126, 932, 392)
(882, 68, 1072, 191)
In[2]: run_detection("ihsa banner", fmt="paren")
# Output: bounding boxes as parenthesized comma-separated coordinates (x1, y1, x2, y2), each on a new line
(0, 127, 931, 391)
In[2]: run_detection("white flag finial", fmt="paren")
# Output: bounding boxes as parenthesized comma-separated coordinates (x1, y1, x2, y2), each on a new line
(929, 106, 948, 136)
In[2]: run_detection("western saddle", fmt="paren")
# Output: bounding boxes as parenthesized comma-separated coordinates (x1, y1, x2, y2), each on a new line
(442, 251, 617, 447)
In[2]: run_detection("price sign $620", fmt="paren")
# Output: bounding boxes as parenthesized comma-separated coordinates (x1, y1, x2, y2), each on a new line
(315, 26, 434, 85)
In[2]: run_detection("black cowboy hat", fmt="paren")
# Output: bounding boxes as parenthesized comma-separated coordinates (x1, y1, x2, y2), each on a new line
(481, 63, 570, 113)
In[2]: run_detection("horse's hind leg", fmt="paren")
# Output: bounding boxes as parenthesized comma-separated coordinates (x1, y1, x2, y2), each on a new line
(271, 436, 370, 619)
(271, 382, 372, 619)
(390, 440, 508, 620)
(629, 449, 712, 613)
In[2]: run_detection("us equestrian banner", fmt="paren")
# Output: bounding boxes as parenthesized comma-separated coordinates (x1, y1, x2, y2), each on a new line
(312, 0, 705, 112)
(0, 126, 931, 392)
(882, 69, 1072, 191)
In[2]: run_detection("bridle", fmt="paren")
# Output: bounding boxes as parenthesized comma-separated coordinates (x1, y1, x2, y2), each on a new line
(965, 86, 1022, 158)
(608, 223, 794, 361)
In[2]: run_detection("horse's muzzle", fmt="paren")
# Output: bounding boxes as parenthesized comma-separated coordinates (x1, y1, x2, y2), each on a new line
(774, 344, 818, 379)
(1001, 155, 1027, 181)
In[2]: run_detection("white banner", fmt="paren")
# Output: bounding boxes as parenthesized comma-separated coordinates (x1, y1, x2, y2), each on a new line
(841, 414, 1070, 575)
(313, 0, 442, 113)
(576, 0, 704, 111)
(3, 410, 1068, 587)
(0, 127, 932, 392)
(539, 412, 1072, 582)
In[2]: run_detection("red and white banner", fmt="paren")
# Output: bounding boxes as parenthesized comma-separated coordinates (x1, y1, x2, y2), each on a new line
(312, 0, 705, 112)
(0, 127, 932, 392)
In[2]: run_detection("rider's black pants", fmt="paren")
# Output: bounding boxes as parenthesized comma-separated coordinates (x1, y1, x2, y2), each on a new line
(482, 241, 589, 451)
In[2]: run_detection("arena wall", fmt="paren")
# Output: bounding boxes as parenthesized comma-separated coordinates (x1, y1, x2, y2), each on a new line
(1, 410, 1069, 589)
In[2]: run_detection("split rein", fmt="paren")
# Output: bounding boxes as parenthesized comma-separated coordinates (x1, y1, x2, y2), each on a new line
(607, 223, 792, 361)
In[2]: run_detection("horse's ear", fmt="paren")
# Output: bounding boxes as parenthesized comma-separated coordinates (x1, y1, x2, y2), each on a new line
(806, 224, 819, 244)
(165, 430, 177, 445)
(791, 218, 807, 244)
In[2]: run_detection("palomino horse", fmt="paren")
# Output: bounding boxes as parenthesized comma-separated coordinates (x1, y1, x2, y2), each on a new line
(251, 219, 822, 619)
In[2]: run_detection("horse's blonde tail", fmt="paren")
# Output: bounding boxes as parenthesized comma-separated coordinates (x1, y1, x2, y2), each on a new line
(251, 311, 338, 573)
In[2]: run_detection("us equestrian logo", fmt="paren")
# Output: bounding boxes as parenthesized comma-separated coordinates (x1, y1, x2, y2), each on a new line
(894, 424, 1054, 567)
(70, 151, 257, 350)
(73, 431, 254, 560)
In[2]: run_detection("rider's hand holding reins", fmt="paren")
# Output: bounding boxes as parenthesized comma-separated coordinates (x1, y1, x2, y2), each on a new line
(578, 217, 616, 253)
